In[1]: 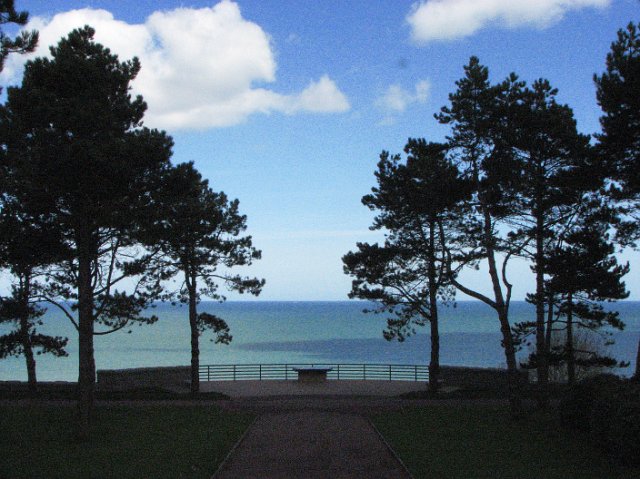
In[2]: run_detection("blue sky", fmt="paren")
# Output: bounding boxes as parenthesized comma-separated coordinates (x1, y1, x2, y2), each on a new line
(4, 0, 639, 300)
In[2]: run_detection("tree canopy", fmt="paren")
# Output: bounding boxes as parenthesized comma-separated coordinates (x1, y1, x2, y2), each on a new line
(143, 161, 264, 393)
(343, 139, 470, 392)
(0, 201, 69, 393)
(0, 26, 173, 439)
(0, 0, 38, 73)
(595, 21, 640, 380)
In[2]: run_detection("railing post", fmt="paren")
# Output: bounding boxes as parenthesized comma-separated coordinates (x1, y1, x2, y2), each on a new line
(208, 365, 210, 382)
(415, 365, 417, 381)
(233, 364, 236, 381)
(259, 364, 262, 381)
(363, 364, 366, 380)
(389, 364, 392, 381)
(285, 364, 288, 380)
(337, 364, 340, 380)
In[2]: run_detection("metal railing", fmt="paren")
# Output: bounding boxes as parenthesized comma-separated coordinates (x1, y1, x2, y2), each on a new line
(198, 363, 428, 382)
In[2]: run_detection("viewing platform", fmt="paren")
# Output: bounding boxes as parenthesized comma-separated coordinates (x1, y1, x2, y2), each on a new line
(198, 363, 429, 382)
(96, 364, 525, 397)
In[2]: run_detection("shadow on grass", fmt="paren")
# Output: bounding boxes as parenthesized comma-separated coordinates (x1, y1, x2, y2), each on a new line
(373, 404, 640, 479)
(0, 382, 230, 401)
(1, 403, 253, 479)
(398, 382, 570, 400)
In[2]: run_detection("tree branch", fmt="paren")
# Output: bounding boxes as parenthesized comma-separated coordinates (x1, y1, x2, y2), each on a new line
(40, 296, 79, 331)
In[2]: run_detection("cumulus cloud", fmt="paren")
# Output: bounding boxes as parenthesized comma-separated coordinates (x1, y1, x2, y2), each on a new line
(1, 1, 349, 129)
(288, 75, 350, 114)
(377, 80, 431, 113)
(407, 0, 610, 43)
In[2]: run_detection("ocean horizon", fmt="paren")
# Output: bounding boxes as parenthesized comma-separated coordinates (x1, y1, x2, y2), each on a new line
(1, 300, 639, 382)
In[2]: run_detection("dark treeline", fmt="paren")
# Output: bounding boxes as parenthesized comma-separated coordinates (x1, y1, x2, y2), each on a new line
(344, 22, 640, 417)
(0, 25, 264, 442)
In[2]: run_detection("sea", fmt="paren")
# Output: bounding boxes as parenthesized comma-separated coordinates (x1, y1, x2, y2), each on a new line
(1, 301, 639, 382)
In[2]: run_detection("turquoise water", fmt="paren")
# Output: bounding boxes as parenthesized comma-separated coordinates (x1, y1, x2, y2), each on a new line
(1, 301, 639, 381)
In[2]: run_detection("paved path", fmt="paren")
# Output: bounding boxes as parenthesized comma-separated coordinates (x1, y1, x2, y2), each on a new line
(213, 411, 412, 479)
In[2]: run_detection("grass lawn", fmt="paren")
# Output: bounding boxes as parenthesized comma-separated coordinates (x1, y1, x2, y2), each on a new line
(1, 404, 254, 479)
(373, 405, 640, 479)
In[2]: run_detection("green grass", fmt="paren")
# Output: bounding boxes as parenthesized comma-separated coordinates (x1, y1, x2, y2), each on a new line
(373, 405, 640, 479)
(1, 404, 254, 479)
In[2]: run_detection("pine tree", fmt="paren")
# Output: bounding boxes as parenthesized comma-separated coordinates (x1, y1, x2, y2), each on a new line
(436, 57, 525, 416)
(343, 139, 470, 393)
(142, 162, 264, 394)
(507, 78, 594, 403)
(0, 203, 69, 394)
(539, 205, 629, 384)
(0, 1, 38, 74)
(0, 27, 173, 440)
(594, 21, 640, 380)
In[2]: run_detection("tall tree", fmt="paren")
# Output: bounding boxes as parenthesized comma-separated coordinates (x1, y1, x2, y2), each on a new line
(0, 1, 38, 73)
(343, 139, 470, 393)
(1, 27, 173, 440)
(143, 162, 264, 394)
(437, 57, 525, 416)
(595, 21, 640, 380)
(595, 21, 640, 213)
(542, 205, 629, 384)
(0, 204, 68, 394)
(507, 79, 594, 402)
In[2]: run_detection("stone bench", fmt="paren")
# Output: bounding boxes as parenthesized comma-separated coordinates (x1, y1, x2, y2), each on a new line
(292, 367, 333, 382)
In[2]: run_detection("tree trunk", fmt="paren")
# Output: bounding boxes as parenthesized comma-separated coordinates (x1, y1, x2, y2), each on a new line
(187, 273, 200, 395)
(498, 308, 523, 417)
(428, 308, 440, 394)
(534, 204, 549, 407)
(544, 294, 555, 383)
(19, 272, 37, 396)
(634, 335, 640, 382)
(545, 294, 554, 359)
(77, 249, 95, 442)
(428, 221, 440, 394)
(23, 337, 37, 395)
(482, 209, 522, 418)
(566, 292, 575, 385)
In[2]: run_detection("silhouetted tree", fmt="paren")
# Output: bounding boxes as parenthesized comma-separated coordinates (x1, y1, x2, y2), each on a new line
(595, 22, 640, 381)
(142, 162, 264, 394)
(595, 22, 640, 222)
(0, 204, 68, 394)
(437, 57, 526, 416)
(0, 27, 173, 440)
(507, 79, 594, 403)
(0, 1, 38, 73)
(535, 205, 629, 384)
(343, 139, 470, 393)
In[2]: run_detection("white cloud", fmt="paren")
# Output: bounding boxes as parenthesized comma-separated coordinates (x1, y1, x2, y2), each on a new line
(1, 1, 349, 129)
(407, 0, 610, 43)
(288, 75, 350, 114)
(377, 79, 431, 112)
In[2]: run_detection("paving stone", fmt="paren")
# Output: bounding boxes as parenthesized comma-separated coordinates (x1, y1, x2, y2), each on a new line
(213, 411, 412, 479)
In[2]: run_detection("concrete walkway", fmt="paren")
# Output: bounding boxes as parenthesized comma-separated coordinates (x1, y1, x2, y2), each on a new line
(205, 381, 436, 477)
(213, 411, 412, 479)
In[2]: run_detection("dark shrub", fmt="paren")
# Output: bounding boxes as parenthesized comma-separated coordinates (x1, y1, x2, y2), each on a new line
(590, 380, 640, 466)
(559, 373, 622, 431)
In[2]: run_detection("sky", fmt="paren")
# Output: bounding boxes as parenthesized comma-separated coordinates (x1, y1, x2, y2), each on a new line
(2, 0, 639, 300)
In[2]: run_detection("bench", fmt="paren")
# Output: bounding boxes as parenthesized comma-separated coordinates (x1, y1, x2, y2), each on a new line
(292, 367, 333, 382)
